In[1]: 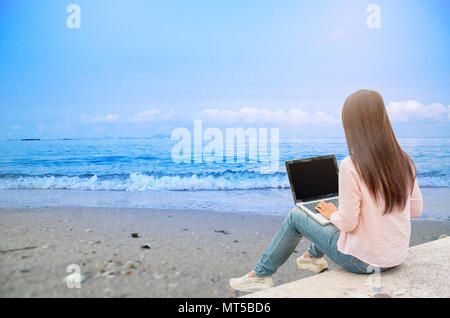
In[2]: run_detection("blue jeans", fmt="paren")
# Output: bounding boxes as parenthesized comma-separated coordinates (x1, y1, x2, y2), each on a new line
(254, 207, 395, 276)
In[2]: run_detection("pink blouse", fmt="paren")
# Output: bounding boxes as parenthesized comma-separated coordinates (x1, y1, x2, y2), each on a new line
(330, 156, 423, 268)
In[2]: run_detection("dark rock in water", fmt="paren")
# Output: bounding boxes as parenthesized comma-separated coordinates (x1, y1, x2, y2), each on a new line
(131, 233, 139, 238)
(214, 230, 230, 235)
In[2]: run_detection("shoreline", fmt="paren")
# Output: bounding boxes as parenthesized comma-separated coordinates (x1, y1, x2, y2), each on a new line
(1, 206, 449, 297)
(0, 186, 449, 221)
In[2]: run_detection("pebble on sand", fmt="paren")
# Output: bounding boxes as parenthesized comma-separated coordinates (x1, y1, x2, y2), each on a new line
(125, 261, 135, 269)
(101, 270, 116, 278)
(141, 243, 151, 249)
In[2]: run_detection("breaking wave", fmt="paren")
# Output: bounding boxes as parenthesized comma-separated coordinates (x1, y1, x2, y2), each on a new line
(0, 170, 447, 191)
(0, 171, 291, 191)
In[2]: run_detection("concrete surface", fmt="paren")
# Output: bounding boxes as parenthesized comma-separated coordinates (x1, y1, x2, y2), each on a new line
(243, 237, 450, 298)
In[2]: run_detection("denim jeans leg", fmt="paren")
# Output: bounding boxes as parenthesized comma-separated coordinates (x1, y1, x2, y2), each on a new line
(287, 207, 339, 258)
(307, 242, 325, 258)
(290, 208, 387, 274)
(253, 210, 302, 277)
(254, 207, 390, 276)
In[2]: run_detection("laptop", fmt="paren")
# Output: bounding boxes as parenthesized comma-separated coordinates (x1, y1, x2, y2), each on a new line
(285, 154, 339, 225)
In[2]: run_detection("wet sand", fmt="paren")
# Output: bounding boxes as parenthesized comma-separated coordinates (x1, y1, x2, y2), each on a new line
(0, 206, 448, 298)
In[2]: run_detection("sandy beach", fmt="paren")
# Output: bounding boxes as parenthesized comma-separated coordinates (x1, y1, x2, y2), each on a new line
(1, 205, 449, 298)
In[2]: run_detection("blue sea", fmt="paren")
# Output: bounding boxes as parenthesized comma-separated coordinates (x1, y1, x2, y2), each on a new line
(0, 137, 448, 219)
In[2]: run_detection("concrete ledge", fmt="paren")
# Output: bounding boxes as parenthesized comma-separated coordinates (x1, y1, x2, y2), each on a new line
(243, 237, 450, 298)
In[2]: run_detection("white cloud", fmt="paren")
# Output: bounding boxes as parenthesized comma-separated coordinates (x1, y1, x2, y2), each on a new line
(77, 100, 450, 128)
(387, 100, 450, 123)
(81, 114, 120, 123)
(201, 107, 339, 125)
(129, 109, 161, 123)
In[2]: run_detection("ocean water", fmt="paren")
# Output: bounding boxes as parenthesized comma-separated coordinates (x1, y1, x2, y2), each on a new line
(0, 137, 448, 219)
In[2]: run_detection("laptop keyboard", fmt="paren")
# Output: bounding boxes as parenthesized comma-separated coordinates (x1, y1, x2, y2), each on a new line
(303, 198, 339, 214)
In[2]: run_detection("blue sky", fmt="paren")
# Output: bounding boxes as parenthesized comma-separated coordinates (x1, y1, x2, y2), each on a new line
(0, 0, 449, 139)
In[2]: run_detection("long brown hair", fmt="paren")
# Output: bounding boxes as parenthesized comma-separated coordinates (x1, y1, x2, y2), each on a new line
(342, 89, 416, 214)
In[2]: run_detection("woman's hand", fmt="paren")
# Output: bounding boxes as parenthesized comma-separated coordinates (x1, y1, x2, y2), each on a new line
(315, 201, 338, 220)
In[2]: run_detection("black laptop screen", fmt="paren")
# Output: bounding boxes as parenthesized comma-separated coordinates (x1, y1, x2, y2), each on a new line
(287, 157, 338, 202)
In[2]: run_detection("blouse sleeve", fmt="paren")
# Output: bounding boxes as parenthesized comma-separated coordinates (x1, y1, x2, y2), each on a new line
(330, 158, 362, 232)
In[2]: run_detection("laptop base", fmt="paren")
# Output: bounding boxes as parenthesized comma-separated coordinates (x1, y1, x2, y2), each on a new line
(296, 197, 338, 225)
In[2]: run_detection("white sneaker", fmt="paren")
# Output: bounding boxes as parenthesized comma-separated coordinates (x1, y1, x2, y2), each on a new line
(296, 254, 328, 273)
(229, 273, 274, 293)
